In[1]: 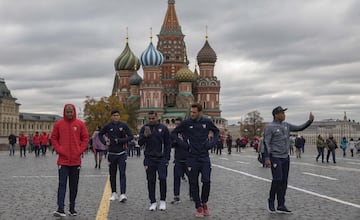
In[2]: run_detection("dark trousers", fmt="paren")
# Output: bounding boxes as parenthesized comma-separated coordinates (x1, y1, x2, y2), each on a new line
(135, 147, 141, 157)
(216, 147, 222, 155)
(145, 159, 168, 203)
(173, 161, 190, 197)
(316, 147, 324, 162)
(269, 156, 289, 207)
(326, 149, 336, 163)
(20, 146, 26, 157)
(41, 145, 48, 155)
(108, 153, 127, 194)
(57, 165, 80, 210)
(188, 158, 211, 209)
(227, 145, 231, 154)
(34, 146, 40, 157)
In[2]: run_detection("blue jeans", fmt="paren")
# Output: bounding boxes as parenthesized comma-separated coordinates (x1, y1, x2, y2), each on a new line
(269, 156, 290, 207)
(9, 144, 15, 156)
(57, 165, 80, 210)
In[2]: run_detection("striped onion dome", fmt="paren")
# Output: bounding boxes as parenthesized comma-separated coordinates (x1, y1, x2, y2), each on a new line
(129, 71, 143, 85)
(175, 64, 196, 82)
(197, 39, 217, 64)
(114, 42, 140, 71)
(140, 42, 164, 66)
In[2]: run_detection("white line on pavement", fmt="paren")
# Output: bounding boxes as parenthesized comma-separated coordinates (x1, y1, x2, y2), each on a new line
(235, 161, 250, 164)
(219, 157, 229, 160)
(302, 172, 338, 180)
(12, 174, 108, 178)
(291, 161, 360, 173)
(212, 163, 360, 209)
(346, 162, 360, 165)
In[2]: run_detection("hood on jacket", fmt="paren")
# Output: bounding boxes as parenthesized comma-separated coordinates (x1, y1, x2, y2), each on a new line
(63, 103, 77, 121)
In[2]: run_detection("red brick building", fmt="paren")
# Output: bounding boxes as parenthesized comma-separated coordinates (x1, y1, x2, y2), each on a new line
(112, 0, 225, 131)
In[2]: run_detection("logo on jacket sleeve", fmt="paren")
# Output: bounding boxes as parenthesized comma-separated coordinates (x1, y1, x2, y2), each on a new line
(202, 124, 206, 128)
(73, 126, 77, 131)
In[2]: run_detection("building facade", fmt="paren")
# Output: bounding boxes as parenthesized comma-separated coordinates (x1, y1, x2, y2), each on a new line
(111, 0, 226, 131)
(0, 78, 61, 147)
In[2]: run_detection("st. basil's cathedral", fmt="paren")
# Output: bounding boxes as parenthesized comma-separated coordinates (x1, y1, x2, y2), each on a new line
(111, 0, 226, 131)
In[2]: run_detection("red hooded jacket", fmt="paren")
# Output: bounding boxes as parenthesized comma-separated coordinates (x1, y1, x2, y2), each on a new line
(40, 131, 49, 145)
(18, 134, 28, 146)
(51, 104, 89, 166)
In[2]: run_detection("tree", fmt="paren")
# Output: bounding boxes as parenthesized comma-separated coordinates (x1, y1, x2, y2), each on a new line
(242, 110, 264, 139)
(83, 96, 130, 135)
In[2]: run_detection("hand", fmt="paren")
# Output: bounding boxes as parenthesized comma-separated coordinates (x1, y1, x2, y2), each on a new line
(265, 159, 271, 168)
(144, 126, 151, 137)
(309, 112, 314, 122)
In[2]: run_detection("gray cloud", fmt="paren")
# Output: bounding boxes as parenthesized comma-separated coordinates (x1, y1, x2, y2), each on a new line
(1, 0, 359, 126)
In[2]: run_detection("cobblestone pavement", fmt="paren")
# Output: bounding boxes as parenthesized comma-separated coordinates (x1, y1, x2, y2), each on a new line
(0, 146, 359, 220)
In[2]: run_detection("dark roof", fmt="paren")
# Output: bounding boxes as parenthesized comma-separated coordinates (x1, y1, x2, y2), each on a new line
(19, 112, 62, 122)
(0, 78, 13, 98)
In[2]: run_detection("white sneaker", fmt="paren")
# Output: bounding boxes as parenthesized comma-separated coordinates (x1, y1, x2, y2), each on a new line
(149, 202, 157, 211)
(109, 192, 118, 201)
(159, 200, 166, 211)
(119, 194, 127, 202)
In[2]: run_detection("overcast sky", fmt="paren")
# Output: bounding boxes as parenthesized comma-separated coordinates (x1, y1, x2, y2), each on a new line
(1, 0, 360, 125)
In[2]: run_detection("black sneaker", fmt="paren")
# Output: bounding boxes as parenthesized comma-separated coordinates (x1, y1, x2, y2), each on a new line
(267, 199, 276, 213)
(69, 209, 78, 216)
(170, 196, 181, 204)
(53, 209, 66, 217)
(276, 206, 292, 214)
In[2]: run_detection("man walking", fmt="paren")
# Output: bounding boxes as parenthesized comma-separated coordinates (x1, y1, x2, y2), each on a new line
(264, 106, 314, 214)
(138, 111, 171, 211)
(170, 117, 191, 204)
(8, 133, 16, 156)
(99, 109, 134, 202)
(51, 104, 89, 217)
(18, 132, 28, 157)
(172, 103, 220, 217)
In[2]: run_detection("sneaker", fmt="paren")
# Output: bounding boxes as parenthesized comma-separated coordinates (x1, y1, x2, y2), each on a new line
(203, 203, 210, 216)
(159, 200, 166, 211)
(170, 196, 181, 204)
(109, 192, 118, 201)
(119, 194, 127, 203)
(69, 209, 78, 216)
(267, 199, 276, 213)
(149, 202, 157, 211)
(195, 207, 204, 218)
(276, 205, 292, 214)
(53, 209, 66, 217)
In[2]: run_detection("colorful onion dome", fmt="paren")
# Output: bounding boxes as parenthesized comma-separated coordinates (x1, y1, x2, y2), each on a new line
(197, 38, 217, 64)
(129, 71, 142, 85)
(140, 42, 164, 66)
(175, 65, 196, 82)
(114, 42, 140, 71)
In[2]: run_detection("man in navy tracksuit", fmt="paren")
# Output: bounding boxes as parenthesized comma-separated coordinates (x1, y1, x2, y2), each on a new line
(171, 103, 219, 218)
(138, 111, 171, 211)
(99, 109, 133, 203)
(264, 106, 314, 214)
(170, 117, 191, 204)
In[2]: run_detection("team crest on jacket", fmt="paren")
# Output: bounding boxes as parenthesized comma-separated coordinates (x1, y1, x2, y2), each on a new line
(119, 127, 123, 131)
(158, 128, 162, 132)
(202, 124, 206, 128)
(73, 126, 77, 131)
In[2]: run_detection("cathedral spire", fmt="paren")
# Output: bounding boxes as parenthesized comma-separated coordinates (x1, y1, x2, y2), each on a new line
(160, 0, 182, 35)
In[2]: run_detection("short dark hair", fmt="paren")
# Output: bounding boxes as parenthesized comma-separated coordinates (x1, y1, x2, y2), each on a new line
(175, 117, 182, 121)
(191, 103, 202, 112)
(148, 111, 157, 116)
(111, 109, 120, 115)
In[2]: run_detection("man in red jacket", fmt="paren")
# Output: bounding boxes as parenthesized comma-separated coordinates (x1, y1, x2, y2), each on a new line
(51, 104, 89, 217)
(18, 132, 28, 157)
(33, 131, 41, 157)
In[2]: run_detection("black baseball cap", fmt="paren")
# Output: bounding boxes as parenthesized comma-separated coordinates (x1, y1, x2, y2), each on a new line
(272, 106, 287, 116)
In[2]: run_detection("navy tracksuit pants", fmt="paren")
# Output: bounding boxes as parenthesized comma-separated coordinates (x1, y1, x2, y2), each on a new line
(57, 165, 80, 211)
(108, 153, 127, 194)
(269, 155, 289, 206)
(188, 157, 211, 209)
(145, 158, 168, 203)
